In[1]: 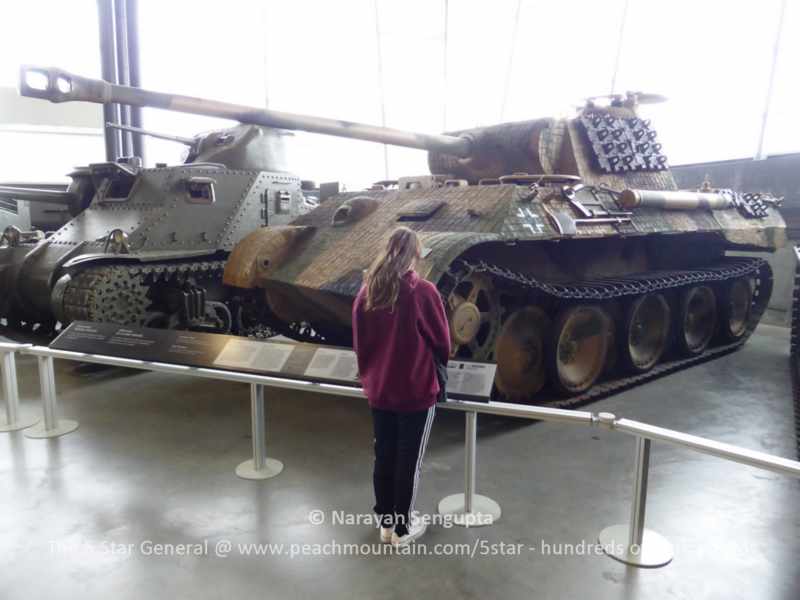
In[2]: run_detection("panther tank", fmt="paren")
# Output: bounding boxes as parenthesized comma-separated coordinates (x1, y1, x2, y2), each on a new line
(1, 66, 316, 333)
(221, 93, 786, 404)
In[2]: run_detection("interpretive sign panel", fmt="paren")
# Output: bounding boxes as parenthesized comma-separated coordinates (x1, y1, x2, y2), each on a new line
(446, 362, 496, 399)
(51, 322, 493, 400)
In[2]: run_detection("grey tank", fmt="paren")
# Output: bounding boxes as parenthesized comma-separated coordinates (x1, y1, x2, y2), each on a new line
(0, 63, 488, 333)
(1, 68, 315, 333)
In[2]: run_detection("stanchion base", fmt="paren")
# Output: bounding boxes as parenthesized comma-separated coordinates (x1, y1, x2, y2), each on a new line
(235, 458, 284, 480)
(437, 493, 501, 527)
(23, 419, 79, 439)
(0, 412, 40, 433)
(598, 524, 673, 568)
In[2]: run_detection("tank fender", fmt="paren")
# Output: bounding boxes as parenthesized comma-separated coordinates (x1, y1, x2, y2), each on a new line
(415, 231, 502, 285)
(223, 225, 315, 289)
(61, 249, 222, 270)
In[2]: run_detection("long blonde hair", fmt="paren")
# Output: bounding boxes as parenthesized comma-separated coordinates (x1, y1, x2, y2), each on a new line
(364, 227, 421, 311)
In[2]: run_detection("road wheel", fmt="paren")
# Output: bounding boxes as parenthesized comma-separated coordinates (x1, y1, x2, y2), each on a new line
(718, 277, 753, 342)
(547, 305, 611, 396)
(676, 285, 717, 355)
(495, 307, 550, 400)
(621, 293, 671, 373)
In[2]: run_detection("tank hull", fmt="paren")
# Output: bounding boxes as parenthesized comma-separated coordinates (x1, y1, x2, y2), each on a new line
(1, 144, 311, 332)
(224, 174, 785, 403)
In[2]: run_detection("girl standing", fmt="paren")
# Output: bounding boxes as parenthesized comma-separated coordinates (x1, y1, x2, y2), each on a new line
(352, 227, 451, 545)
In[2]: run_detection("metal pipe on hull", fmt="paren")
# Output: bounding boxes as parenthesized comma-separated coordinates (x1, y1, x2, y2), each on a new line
(619, 189, 733, 210)
(0, 186, 77, 206)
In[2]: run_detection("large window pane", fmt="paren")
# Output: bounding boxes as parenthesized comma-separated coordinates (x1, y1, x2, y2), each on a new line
(130, 0, 800, 183)
(0, 0, 100, 87)
(614, 0, 784, 164)
(0, 131, 104, 182)
(0, 1, 102, 182)
(764, 0, 799, 156)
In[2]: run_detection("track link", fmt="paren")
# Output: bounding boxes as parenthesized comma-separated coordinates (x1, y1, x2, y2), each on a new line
(62, 260, 226, 326)
(437, 256, 773, 410)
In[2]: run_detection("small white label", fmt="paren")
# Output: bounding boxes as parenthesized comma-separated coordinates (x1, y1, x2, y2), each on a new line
(213, 340, 294, 372)
(305, 348, 359, 382)
(446, 361, 496, 398)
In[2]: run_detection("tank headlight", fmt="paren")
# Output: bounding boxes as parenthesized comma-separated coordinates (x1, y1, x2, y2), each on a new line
(103, 228, 130, 254)
(1, 226, 21, 247)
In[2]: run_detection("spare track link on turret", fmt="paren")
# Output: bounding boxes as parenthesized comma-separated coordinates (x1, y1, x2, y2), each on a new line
(436, 256, 772, 410)
(61, 260, 227, 326)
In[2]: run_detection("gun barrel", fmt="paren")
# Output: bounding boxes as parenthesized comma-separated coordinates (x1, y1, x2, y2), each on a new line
(106, 122, 195, 146)
(0, 185, 77, 206)
(20, 66, 471, 158)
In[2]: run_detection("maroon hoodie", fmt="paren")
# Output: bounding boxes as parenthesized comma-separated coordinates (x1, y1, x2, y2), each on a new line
(353, 271, 452, 412)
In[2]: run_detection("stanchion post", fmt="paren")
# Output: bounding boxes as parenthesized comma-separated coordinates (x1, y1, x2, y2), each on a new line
(629, 435, 649, 548)
(438, 409, 501, 527)
(0, 350, 39, 432)
(235, 383, 284, 480)
(251, 382, 266, 471)
(598, 436, 673, 568)
(23, 355, 78, 439)
(2, 352, 19, 424)
(464, 410, 477, 513)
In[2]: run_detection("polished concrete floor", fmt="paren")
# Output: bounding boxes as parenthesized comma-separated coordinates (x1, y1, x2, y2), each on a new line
(0, 325, 798, 600)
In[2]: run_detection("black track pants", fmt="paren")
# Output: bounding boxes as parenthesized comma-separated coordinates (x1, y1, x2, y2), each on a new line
(371, 405, 435, 536)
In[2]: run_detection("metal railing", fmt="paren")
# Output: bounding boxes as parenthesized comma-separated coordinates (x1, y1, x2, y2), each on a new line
(1, 342, 799, 568)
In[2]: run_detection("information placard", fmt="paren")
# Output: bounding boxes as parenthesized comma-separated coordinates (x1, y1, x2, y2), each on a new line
(50, 322, 494, 400)
(304, 348, 359, 382)
(213, 339, 294, 372)
(446, 361, 497, 399)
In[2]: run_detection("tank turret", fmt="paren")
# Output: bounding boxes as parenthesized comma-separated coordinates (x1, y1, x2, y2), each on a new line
(17, 67, 675, 188)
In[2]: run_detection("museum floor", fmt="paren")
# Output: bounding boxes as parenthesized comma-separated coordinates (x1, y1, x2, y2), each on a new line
(0, 324, 798, 600)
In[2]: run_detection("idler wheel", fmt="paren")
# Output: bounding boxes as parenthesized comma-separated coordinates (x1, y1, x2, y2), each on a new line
(447, 273, 501, 360)
(676, 285, 717, 355)
(494, 307, 551, 400)
(621, 294, 671, 373)
(719, 277, 753, 342)
(547, 305, 611, 396)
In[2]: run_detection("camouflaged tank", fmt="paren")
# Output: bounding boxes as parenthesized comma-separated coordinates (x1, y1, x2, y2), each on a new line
(223, 93, 786, 402)
(1, 66, 315, 333)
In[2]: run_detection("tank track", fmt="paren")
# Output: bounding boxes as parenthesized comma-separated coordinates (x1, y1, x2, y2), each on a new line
(790, 246, 800, 458)
(62, 260, 227, 326)
(437, 256, 773, 410)
(244, 256, 772, 411)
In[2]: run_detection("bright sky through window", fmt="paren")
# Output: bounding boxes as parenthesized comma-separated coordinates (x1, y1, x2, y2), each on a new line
(0, 0, 796, 186)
